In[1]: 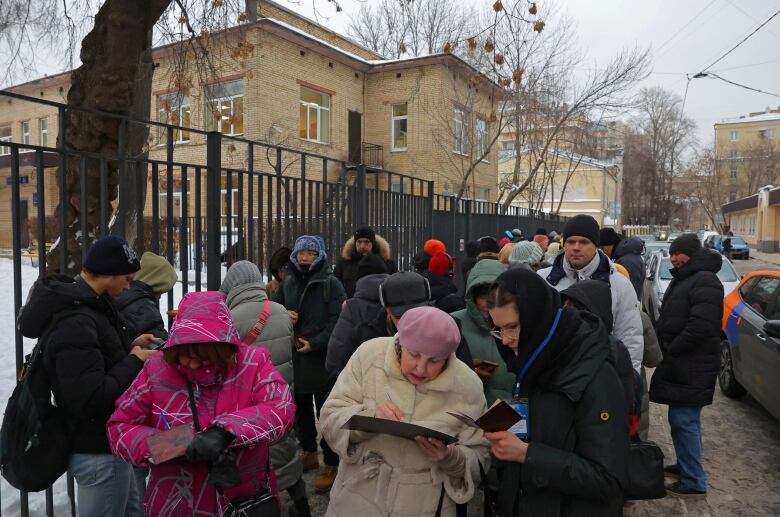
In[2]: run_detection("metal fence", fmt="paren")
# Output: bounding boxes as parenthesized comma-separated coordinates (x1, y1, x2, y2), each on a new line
(1, 89, 565, 515)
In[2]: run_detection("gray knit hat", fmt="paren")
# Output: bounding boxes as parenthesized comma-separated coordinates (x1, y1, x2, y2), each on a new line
(509, 241, 544, 265)
(220, 260, 264, 294)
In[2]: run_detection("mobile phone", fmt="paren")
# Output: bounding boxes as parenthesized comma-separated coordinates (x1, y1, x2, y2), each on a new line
(475, 359, 499, 372)
(148, 339, 167, 351)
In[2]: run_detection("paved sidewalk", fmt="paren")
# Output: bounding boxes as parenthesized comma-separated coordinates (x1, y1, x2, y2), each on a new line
(748, 248, 780, 266)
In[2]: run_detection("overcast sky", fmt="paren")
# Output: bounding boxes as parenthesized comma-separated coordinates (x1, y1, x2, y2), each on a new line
(289, 0, 780, 146)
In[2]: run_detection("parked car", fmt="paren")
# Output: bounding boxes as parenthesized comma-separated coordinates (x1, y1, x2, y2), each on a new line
(720, 270, 780, 422)
(642, 241, 670, 262)
(667, 232, 682, 242)
(710, 235, 750, 259)
(642, 250, 741, 324)
(700, 230, 719, 246)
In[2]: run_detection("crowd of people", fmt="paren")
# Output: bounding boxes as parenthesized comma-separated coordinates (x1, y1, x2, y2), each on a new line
(14, 216, 725, 516)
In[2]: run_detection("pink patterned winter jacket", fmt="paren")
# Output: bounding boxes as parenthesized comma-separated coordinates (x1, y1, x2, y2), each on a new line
(107, 291, 296, 516)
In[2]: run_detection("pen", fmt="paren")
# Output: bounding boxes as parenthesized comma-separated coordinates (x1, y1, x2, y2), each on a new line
(160, 411, 172, 430)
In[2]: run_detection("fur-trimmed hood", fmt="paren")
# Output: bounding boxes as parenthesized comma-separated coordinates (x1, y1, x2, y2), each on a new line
(341, 234, 392, 261)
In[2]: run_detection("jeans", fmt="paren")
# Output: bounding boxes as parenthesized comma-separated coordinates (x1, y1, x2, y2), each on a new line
(295, 391, 339, 466)
(69, 453, 143, 517)
(668, 406, 707, 492)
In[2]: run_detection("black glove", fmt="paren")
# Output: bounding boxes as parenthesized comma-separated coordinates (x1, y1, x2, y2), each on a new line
(185, 427, 235, 464)
(208, 449, 241, 490)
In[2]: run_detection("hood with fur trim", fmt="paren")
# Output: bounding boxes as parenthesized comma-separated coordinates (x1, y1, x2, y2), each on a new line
(341, 234, 392, 261)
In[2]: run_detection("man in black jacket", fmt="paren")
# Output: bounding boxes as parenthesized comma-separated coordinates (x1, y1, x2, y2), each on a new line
(599, 228, 645, 300)
(18, 236, 158, 517)
(334, 226, 397, 298)
(649, 234, 724, 498)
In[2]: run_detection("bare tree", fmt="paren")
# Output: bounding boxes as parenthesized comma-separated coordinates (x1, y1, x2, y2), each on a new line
(347, 0, 476, 59)
(622, 86, 697, 225)
(686, 146, 728, 232)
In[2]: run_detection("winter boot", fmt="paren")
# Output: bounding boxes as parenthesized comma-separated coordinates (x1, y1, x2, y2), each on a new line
(314, 465, 338, 493)
(299, 450, 319, 472)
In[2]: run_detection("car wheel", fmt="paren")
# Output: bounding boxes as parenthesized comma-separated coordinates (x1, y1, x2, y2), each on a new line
(719, 340, 746, 398)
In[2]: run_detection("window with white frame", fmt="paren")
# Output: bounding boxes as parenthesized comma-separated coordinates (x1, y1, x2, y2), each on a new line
(768, 128, 776, 139)
(157, 93, 191, 143)
(38, 118, 48, 147)
(207, 80, 244, 135)
(390, 177, 406, 193)
(453, 106, 468, 155)
(730, 130, 738, 141)
(730, 169, 737, 180)
(476, 118, 489, 159)
(502, 141, 515, 151)
(21, 121, 30, 149)
(392, 103, 408, 151)
(299, 86, 330, 143)
(220, 189, 241, 217)
(0, 126, 10, 155)
(475, 187, 490, 201)
(159, 192, 183, 217)
(750, 215, 756, 235)
(730, 149, 738, 159)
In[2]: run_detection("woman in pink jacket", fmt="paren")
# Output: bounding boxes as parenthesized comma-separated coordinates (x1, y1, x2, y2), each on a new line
(107, 291, 295, 516)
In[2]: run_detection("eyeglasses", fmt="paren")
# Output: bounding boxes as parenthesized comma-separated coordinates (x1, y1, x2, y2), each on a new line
(490, 326, 520, 340)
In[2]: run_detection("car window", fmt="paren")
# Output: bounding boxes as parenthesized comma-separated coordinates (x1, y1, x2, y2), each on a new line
(732, 237, 746, 245)
(659, 259, 674, 280)
(742, 277, 780, 318)
(717, 261, 739, 282)
(740, 277, 759, 299)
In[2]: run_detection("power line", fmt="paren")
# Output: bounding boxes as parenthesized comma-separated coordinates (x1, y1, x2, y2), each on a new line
(711, 58, 780, 72)
(705, 73, 780, 98)
(723, 0, 780, 41)
(655, 0, 719, 55)
(699, 7, 780, 72)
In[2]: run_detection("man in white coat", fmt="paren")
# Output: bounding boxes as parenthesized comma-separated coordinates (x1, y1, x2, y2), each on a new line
(537, 214, 644, 372)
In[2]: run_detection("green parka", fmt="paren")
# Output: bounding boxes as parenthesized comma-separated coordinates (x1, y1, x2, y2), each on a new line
(451, 259, 513, 405)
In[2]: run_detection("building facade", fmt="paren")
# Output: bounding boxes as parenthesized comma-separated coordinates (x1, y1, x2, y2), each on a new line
(0, 0, 502, 248)
(714, 108, 780, 203)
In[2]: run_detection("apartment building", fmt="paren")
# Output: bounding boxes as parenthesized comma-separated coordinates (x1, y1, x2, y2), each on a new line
(714, 108, 780, 203)
(0, 0, 502, 247)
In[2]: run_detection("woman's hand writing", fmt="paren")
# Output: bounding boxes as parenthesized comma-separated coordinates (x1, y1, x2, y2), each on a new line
(484, 431, 528, 463)
(375, 400, 404, 421)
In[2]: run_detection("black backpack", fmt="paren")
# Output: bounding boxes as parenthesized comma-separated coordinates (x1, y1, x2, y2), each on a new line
(0, 312, 74, 492)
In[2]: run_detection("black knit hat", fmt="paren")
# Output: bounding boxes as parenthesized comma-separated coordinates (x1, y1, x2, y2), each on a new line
(479, 236, 501, 254)
(465, 240, 481, 258)
(535, 228, 548, 236)
(670, 233, 701, 257)
(563, 215, 601, 246)
(599, 227, 622, 247)
(84, 236, 141, 275)
(268, 247, 292, 281)
(357, 253, 388, 279)
(354, 226, 376, 243)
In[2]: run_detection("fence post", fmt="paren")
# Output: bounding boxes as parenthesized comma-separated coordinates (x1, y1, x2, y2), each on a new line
(206, 131, 222, 290)
(355, 164, 368, 226)
(426, 181, 434, 237)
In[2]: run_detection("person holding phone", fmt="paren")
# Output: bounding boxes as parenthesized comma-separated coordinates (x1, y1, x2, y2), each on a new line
(451, 259, 511, 406)
(320, 307, 489, 517)
(272, 235, 345, 493)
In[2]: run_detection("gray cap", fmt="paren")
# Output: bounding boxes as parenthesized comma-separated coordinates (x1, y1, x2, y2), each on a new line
(379, 272, 432, 318)
(220, 260, 263, 294)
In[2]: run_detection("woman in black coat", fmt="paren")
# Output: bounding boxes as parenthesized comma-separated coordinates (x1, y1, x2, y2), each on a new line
(484, 268, 629, 516)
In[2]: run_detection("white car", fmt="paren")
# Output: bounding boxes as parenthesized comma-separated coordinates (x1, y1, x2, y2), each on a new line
(642, 250, 741, 324)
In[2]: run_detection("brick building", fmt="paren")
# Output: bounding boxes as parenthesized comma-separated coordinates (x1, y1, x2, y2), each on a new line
(0, 0, 502, 248)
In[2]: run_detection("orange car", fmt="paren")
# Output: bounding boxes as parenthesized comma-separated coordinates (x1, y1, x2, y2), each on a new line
(720, 270, 780, 421)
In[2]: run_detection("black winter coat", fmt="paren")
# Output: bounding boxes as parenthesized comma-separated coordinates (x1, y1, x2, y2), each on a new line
(18, 275, 143, 454)
(495, 311, 629, 517)
(114, 280, 167, 340)
(325, 273, 388, 377)
(272, 262, 345, 394)
(613, 236, 645, 299)
(649, 249, 724, 407)
(333, 236, 397, 298)
(422, 271, 465, 314)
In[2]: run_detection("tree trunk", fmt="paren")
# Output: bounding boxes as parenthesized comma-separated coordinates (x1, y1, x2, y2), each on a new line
(48, 0, 170, 274)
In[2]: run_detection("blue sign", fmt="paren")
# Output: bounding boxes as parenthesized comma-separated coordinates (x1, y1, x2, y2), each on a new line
(5, 176, 29, 185)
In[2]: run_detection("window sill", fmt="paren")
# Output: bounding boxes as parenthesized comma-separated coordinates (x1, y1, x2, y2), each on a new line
(299, 137, 331, 146)
(453, 150, 470, 157)
(155, 140, 191, 147)
(390, 148, 408, 153)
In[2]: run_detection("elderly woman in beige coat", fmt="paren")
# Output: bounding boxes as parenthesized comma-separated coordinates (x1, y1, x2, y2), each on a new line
(320, 306, 489, 517)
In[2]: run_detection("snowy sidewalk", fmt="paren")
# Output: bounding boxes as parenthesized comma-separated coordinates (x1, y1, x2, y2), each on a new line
(749, 248, 780, 267)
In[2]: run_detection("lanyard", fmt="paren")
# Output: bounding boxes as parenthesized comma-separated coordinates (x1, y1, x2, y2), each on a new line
(512, 308, 563, 399)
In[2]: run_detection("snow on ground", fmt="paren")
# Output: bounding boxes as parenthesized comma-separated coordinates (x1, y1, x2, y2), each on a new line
(0, 258, 214, 515)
